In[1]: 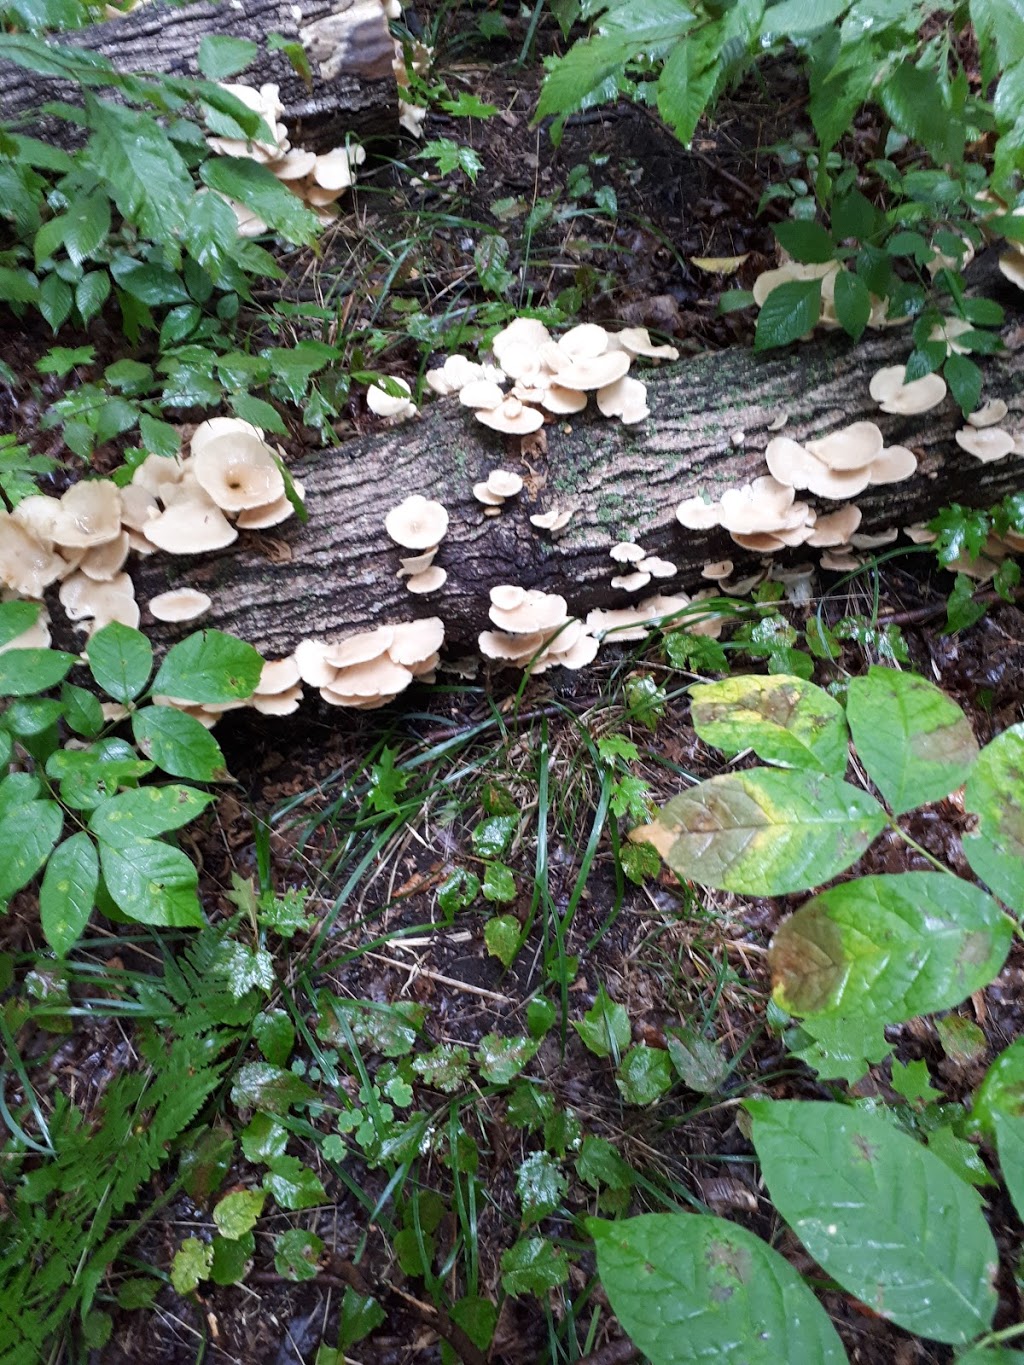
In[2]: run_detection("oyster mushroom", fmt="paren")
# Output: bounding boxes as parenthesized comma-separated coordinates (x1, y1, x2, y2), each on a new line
(148, 588, 212, 622)
(385, 495, 449, 549)
(869, 365, 946, 415)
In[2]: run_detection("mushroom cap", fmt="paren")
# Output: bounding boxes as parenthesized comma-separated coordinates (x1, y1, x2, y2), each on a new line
(257, 657, 302, 695)
(389, 617, 445, 665)
(269, 147, 317, 180)
(490, 585, 527, 611)
(558, 323, 610, 359)
(479, 629, 547, 662)
(850, 527, 899, 549)
(998, 250, 1024, 292)
(867, 445, 917, 484)
(805, 422, 884, 470)
(132, 451, 185, 496)
(553, 351, 631, 393)
(868, 365, 947, 415)
(191, 417, 263, 458)
(968, 399, 1009, 428)
(540, 384, 588, 415)
(752, 259, 838, 307)
(80, 531, 131, 581)
(596, 375, 649, 424)
(330, 656, 413, 698)
(12, 494, 61, 544)
(529, 508, 572, 531)
(119, 484, 160, 531)
(475, 396, 545, 435)
(729, 531, 786, 552)
(717, 476, 798, 534)
(955, 426, 1016, 462)
(252, 687, 302, 716)
(148, 588, 212, 622)
(459, 379, 505, 410)
(193, 430, 285, 512)
(59, 570, 139, 631)
(609, 541, 645, 563)
(637, 556, 677, 578)
(406, 565, 447, 594)
(397, 548, 439, 576)
(820, 549, 862, 572)
(489, 588, 568, 634)
(236, 481, 303, 529)
(367, 377, 416, 419)
(52, 480, 123, 549)
(675, 496, 721, 530)
(611, 570, 652, 592)
(806, 504, 863, 547)
(764, 438, 871, 499)
(547, 631, 600, 670)
(485, 469, 524, 498)
(0, 513, 66, 597)
(491, 318, 553, 362)
(701, 560, 734, 580)
(608, 326, 679, 361)
(473, 482, 506, 506)
(312, 145, 362, 191)
(327, 627, 395, 668)
(385, 495, 449, 549)
(294, 638, 339, 687)
(142, 494, 239, 553)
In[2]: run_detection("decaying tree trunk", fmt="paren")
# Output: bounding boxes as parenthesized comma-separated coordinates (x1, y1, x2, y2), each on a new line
(0, 0, 397, 149)
(134, 323, 1024, 659)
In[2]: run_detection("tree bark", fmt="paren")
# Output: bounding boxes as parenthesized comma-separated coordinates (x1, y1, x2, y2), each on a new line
(0, 0, 397, 150)
(132, 321, 1024, 659)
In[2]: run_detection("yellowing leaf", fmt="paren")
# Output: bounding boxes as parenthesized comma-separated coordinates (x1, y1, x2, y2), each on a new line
(690, 253, 749, 273)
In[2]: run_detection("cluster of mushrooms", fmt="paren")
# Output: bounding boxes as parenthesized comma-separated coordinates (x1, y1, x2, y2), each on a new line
(384, 494, 450, 594)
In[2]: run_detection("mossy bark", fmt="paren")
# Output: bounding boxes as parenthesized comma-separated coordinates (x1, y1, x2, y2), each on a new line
(0, 0, 396, 149)
(134, 322, 1024, 657)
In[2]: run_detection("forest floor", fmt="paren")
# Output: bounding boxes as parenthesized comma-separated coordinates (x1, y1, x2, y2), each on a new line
(2, 7, 1024, 1365)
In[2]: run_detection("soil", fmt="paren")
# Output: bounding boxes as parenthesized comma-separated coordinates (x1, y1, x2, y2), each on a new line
(2, 6, 1024, 1365)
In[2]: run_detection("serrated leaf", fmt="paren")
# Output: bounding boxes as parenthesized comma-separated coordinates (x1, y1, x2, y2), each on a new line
(500, 1237, 569, 1297)
(132, 704, 229, 782)
(616, 1044, 673, 1105)
(655, 34, 719, 146)
(963, 723, 1024, 912)
(774, 220, 835, 264)
(171, 1238, 213, 1294)
(846, 667, 978, 815)
(833, 268, 871, 341)
(590, 1212, 848, 1364)
(39, 832, 98, 956)
(748, 1099, 998, 1344)
(98, 835, 203, 926)
(209, 1231, 254, 1285)
(81, 98, 194, 245)
(641, 769, 885, 895)
(153, 629, 263, 705)
(754, 278, 822, 350)
(213, 1188, 265, 1239)
(230, 1062, 316, 1114)
(477, 1033, 538, 1084)
(87, 622, 153, 702)
(972, 1038, 1024, 1141)
(263, 1155, 326, 1209)
(200, 156, 320, 246)
(253, 1008, 294, 1065)
(690, 673, 848, 775)
(275, 1228, 323, 1281)
(484, 915, 519, 967)
(770, 872, 1012, 1022)
(198, 34, 258, 79)
(316, 996, 425, 1057)
(89, 784, 214, 847)
(516, 1152, 567, 1226)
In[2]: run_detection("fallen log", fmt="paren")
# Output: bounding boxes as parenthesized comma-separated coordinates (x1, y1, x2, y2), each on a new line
(0, 0, 398, 150)
(132, 313, 1024, 659)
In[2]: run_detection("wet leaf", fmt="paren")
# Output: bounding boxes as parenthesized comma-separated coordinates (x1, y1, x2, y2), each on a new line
(484, 915, 519, 966)
(477, 1033, 538, 1084)
(170, 1238, 212, 1294)
(240, 1112, 289, 1164)
(516, 1152, 567, 1225)
(98, 836, 202, 927)
(846, 667, 978, 815)
(787, 1014, 891, 1085)
(0, 648, 76, 696)
(254, 1009, 294, 1065)
(500, 1237, 569, 1297)
(89, 784, 214, 847)
(748, 1099, 998, 1343)
(574, 984, 631, 1059)
(993, 1113, 1024, 1224)
(972, 1039, 1024, 1141)
(665, 1026, 729, 1093)
(589, 1212, 847, 1364)
(213, 1188, 265, 1239)
(754, 277, 823, 350)
(39, 832, 98, 956)
(963, 723, 1024, 913)
(230, 1062, 315, 1114)
(437, 867, 479, 914)
(132, 705, 229, 782)
(770, 873, 1012, 1022)
(450, 1296, 497, 1352)
(178, 1123, 235, 1201)
(616, 1044, 673, 1105)
(316, 996, 425, 1058)
(339, 1287, 385, 1349)
(576, 1136, 636, 1192)
(641, 770, 885, 895)
(936, 1015, 988, 1067)
(0, 799, 63, 900)
(209, 1231, 254, 1285)
(472, 814, 516, 858)
(263, 1155, 326, 1210)
(274, 1228, 323, 1282)
(411, 1042, 471, 1093)
(152, 629, 263, 705)
(690, 674, 849, 775)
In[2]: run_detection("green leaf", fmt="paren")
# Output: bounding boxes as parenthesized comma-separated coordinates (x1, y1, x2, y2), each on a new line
(770, 872, 1012, 1022)
(263, 1155, 326, 1209)
(993, 1113, 1024, 1222)
(616, 1044, 673, 1105)
(317, 996, 425, 1058)
(963, 723, 1024, 912)
(200, 156, 320, 246)
(748, 1099, 998, 1344)
(0, 799, 63, 899)
(760, 0, 847, 34)
(339, 1287, 385, 1349)
(89, 784, 214, 847)
(471, 814, 516, 858)
(230, 1062, 316, 1113)
(253, 1008, 294, 1065)
(484, 915, 520, 967)
(774, 220, 835, 264)
(0, 600, 42, 649)
(690, 673, 848, 775)
(477, 1033, 538, 1084)
(574, 984, 631, 1059)
(500, 1237, 569, 1297)
(98, 836, 203, 926)
(0, 648, 76, 696)
(590, 1212, 847, 1364)
(63, 192, 111, 268)
(209, 1231, 254, 1285)
(753, 278, 822, 350)
(664, 1026, 729, 1093)
(655, 34, 720, 147)
(82, 99, 194, 245)
(643, 769, 885, 895)
(411, 1042, 471, 1092)
(61, 682, 104, 738)
(972, 1038, 1024, 1141)
(945, 352, 983, 417)
(482, 860, 516, 902)
(132, 704, 230, 782)
(240, 1112, 289, 1163)
(39, 832, 98, 956)
(171, 1238, 213, 1294)
(846, 667, 979, 815)
(516, 1152, 567, 1226)
(576, 1135, 636, 1192)
(833, 268, 871, 341)
(87, 622, 153, 702)
(198, 35, 258, 79)
(153, 630, 263, 705)
(274, 1228, 323, 1282)
(213, 1188, 265, 1239)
